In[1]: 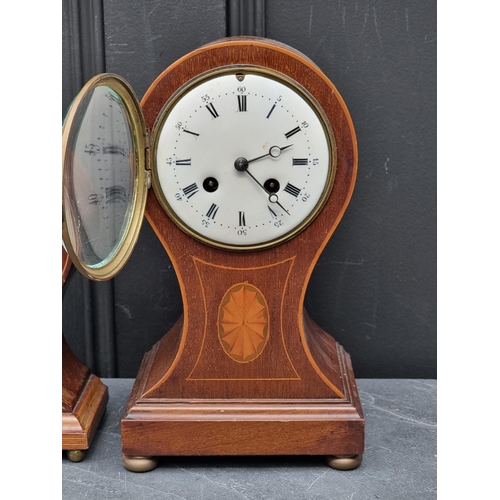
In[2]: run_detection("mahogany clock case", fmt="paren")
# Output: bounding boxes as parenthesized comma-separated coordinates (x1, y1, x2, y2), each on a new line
(62, 0, 437, 384)
(95, 37, 364, 468)
(62, 248, 108, 461)
(62, 0, 437, 475)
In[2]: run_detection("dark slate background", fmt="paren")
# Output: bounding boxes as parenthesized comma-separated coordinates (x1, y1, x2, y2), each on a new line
(62, 0, 436, 379)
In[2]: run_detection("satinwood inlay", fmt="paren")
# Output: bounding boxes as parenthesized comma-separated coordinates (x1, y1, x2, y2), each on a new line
(218, 283, 269, 363)
(121, 37, 363, 466)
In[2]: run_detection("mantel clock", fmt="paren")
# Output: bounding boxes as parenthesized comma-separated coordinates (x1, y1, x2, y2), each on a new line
(62, 37, 364, 472)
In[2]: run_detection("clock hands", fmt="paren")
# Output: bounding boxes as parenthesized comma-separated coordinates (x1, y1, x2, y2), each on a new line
(247, 144, 293, 164)
(234, 153, 290, 215)
(244, 169, 290, 215)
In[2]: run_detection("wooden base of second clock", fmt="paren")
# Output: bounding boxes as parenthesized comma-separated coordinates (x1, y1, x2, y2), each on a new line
(62, 337, 108, 461)
(121, 343, 364, 472)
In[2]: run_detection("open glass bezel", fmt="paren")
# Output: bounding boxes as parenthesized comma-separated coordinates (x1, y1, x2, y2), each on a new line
(62, 74, 149, 281)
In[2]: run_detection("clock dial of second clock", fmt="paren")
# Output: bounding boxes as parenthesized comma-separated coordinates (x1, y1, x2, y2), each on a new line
(153, 68, 335, 250)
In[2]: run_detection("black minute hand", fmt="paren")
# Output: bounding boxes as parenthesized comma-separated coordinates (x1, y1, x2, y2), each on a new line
(244, 169, 290, 215)
(247, 144, 293, 164)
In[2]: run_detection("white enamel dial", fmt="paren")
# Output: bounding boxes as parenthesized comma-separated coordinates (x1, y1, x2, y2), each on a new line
(153, 68, 335, 250)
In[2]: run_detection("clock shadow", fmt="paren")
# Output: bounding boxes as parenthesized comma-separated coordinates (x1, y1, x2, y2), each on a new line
(155, 455, 327, 470)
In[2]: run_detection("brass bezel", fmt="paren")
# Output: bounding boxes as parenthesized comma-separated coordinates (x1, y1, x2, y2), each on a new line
(62, 74, 149, 281)
(150, 65, 337, 252)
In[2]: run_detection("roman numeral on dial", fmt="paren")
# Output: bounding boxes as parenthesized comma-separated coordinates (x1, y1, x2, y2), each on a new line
(284, 126, 301, 139)
(183, 129, 200, 137)
(292, 158, 308, 166)
(182, 183, 199, 199)
(205, 103, 219, 119)
(206, 203, 219, 220)
(283, 182, 301, 198)
(238, 95, 247, 112)
(238, 211, 246, 226)
(175, 159, 192, 166)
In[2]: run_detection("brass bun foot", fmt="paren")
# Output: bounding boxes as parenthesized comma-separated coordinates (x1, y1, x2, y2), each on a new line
(123, 455, 159, 472)
(325, 454, 363, 470)
(66, 450, 86, 462)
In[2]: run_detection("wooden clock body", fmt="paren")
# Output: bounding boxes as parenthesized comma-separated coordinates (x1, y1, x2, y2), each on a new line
(62, 248, 108, 461)
(121, 37, 364, 470)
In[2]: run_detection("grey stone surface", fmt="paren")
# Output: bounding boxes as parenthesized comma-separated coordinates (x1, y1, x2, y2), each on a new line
(63, 379, 436, 499)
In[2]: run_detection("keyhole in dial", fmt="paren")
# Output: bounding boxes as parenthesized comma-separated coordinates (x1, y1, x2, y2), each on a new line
(203, 177, 219, 192)
(264, 179, 280, 194)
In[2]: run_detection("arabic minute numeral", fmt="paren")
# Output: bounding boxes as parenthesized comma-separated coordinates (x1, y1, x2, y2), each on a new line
(88, 193, 103, 205)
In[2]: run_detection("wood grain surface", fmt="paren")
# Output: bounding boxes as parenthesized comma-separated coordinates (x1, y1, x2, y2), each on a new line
(121, 37, 363, 458)
(62, 248, 108, 451)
